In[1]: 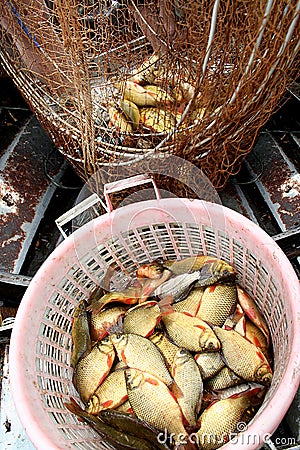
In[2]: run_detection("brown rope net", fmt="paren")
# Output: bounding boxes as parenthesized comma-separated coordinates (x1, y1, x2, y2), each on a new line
(0, 0, 299, 189)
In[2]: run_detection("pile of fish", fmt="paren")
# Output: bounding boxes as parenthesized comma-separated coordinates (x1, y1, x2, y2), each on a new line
(94, 53, 206, 137)
(65, 255, 273, 450)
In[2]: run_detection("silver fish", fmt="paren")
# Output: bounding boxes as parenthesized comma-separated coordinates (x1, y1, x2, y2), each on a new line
(151, 271, 203, 303)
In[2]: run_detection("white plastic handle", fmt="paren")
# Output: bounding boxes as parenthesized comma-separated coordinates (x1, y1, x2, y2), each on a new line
(55, 193, 105, 239)
(55, 174, 161, 237)
(103, 174, 161, 212)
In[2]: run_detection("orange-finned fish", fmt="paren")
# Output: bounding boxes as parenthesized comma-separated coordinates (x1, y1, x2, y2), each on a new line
(125, 368, 191, 448)
(161, 309, 220, 352)
(171, 348, 203, 428)
(87, 288, 141, 315)
(115, 80, 157, 106)
(194, 351, 225, 380)
(108, 106, 133, 133)
(90, 306, 127, 341)
(213, 327, 273, 386)
(72, 337, 115, 403)
(234, 316, 268, 351)
(110, 333, 174, 387)
(195, 259, 237, 288)
(123, 301, 161, 337)
(140, 107, 176, 133)
(71, 300, 91, 368)
(196, 283, 237, 326)
(85, 369, 128, 414)
(164, 256, 236, 280)
(144, 84, 175, 106)
(119, 98, 140, 129)
(236, 285, 270, 347)
(196, 394, 253, 450)
(161, 257, 237, 291)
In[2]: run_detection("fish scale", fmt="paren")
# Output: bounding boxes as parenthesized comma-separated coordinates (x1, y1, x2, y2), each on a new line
(205, 367, 242, 391)
(196, 396, 252, 450)
(149, 331, 180, 369)
(125, 368, 188, 446)
(172, 288, 204, 316)
(90, 306, 127, 341)
(123, 301, 161, 337)
(162, 310, 220, 352)
(194, 351, 225, 380)
(86, 369, 128, 415)
(196, 284, 237, 326)
(110, 333, 173, 387)
(214, 327, 272, 386)
(72, 338, 115, 403)
(171, 348, 203, 427)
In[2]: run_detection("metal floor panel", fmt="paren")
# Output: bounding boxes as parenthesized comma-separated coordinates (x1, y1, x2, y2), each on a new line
(0, 115, 66, 274)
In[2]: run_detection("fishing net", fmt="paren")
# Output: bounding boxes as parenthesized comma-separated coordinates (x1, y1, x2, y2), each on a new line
(0, 0, 299, 188)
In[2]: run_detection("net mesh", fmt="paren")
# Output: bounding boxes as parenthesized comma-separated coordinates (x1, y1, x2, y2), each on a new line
(0, 0, 299, 188)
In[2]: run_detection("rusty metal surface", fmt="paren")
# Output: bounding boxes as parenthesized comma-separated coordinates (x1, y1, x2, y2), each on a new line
(219, 181, 260, 225)
(242, 131, 300, 232)
(0, 115, 65, 274)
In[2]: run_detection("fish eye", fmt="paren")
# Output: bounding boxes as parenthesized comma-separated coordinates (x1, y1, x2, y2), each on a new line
(222, 269, 229, 276)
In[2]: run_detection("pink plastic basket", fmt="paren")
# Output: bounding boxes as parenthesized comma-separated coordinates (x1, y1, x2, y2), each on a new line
(10, 175, 300, 450)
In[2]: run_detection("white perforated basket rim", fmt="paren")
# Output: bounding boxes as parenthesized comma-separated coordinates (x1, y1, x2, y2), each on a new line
(9, 198, 300, 450)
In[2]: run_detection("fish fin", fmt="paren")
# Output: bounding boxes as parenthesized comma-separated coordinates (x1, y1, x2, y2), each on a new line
(100, 399, 114, 409)
(86, 300, 102, 314)
(145, 376, 160, 386)
(158, 295, 175, 312)
(170, 380, 184, 399)
(144, 321, 162, 338)
(202, 390, 219, 403)
(174, 439, 198, 450)
(103, 317, 124, 335)
(182, 311, 195, 318)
